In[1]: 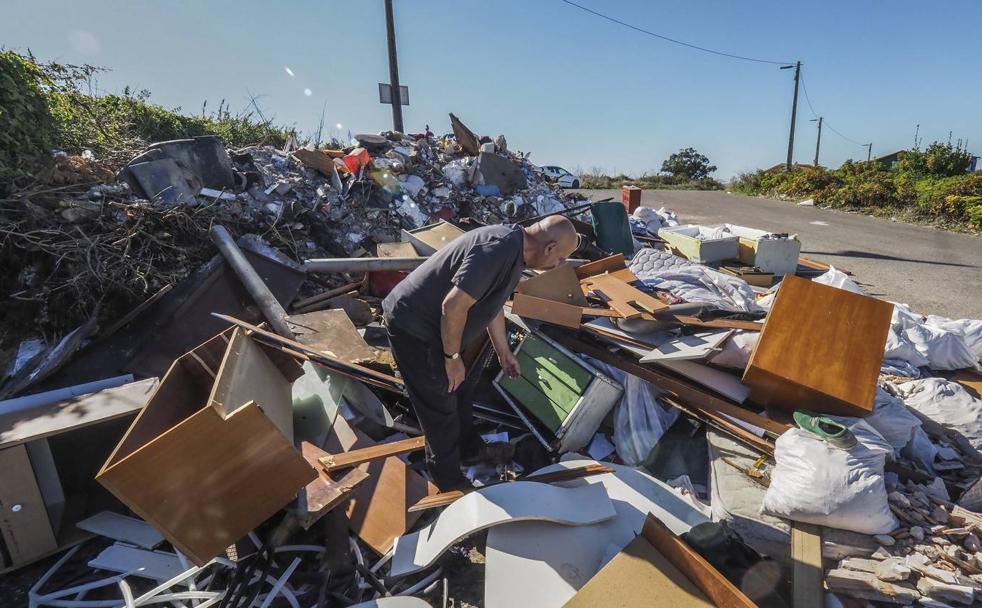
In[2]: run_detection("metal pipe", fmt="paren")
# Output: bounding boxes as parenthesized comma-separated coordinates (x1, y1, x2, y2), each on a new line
(209, 225, 294, 338)
(303, 257, 426, 273)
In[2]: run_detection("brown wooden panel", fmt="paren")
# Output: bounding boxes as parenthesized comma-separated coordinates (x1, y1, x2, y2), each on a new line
(580, 274, 668, 318)
(0, 444, 58, 566)
(517, 264, 588, 306)
(288, 309, 377, 363)
(743, 275, 892, 416)
(298, 442, 370, 530)
(511, 294, 583, 329)
(641, 514, 757, 608)
(97, 403, 316, 565)
(324, 416, 435, 555)
(574, 254, 629, 279)
(318, 436, 425, 472)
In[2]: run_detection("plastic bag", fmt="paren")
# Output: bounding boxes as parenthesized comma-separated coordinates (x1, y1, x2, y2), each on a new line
(891, 304, 978, 371)
(590, 359, 679, 466)
(812, 266, 868, 295)
(894, 377, 982, 450)
(761, 420, 898, 535)
(854, 388, 923, 454)
(708, 331, 759, 371)
(925, 315, 982, 362)
(631, 207, 665, 235)
(441, 158, 472, 188)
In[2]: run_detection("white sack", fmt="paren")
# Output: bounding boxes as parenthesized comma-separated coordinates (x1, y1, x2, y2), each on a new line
(894, 377, 982, 451)
(925, 315, 982, 362)
(891, 304, 978, 371)
(858, 388, 923, 454)
(639, 265, 763, 315)
(762, 420, 898, 535)
(812, 266, 868, 295)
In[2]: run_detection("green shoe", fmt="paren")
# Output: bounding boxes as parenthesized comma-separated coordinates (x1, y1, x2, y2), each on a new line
(793, 410, 858, 450)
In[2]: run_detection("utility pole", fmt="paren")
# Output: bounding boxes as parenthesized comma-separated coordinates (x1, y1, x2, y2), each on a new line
(782, 61, 801, 171)
(866, 143, 873, 162)
(384, 0, 404, 133)
(812, 116, 823, 167)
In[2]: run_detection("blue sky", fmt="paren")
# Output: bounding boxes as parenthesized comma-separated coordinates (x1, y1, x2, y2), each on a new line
(4, 0, 980, 178)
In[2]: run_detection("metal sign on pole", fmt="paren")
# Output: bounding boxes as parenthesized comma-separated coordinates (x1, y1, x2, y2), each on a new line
(378, 83, 410, 106)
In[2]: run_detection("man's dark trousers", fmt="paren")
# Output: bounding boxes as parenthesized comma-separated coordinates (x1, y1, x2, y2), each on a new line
(386, 323, 481, 490)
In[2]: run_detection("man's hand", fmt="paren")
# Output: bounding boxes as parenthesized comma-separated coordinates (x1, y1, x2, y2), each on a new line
(445, 357, 466, 392)
(498, 351, 521, 378)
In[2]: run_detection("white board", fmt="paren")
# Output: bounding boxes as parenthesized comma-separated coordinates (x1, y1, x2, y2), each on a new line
(483, 460, 710, 608)
(639, 330, 732, 363)
(390, 481, 615, 577)
(77, 511, 163, 549)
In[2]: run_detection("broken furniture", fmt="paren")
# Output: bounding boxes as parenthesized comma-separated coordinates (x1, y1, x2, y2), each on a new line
(494, 318, 622, 452)
(96, 328, 317, 565)
(0, 378, 157, 572)
(725, 224, 801, 276)
(657, 224, 740, 264)
(743, 275, 893, 416)
(484, 460, 710, 607)
(390, 481, 616, 577)
(400, 220, 466, 256)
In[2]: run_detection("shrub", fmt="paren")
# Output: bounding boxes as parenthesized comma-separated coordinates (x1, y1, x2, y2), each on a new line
(897, 142, 974, 178)
(0, 50, 58, 190)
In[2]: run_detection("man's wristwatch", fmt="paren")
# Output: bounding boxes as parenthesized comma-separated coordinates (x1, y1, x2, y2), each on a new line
(444, 351, 461, 360)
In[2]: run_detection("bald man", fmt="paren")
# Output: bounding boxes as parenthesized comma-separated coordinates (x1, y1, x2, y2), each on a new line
(382, 217, 579, 490)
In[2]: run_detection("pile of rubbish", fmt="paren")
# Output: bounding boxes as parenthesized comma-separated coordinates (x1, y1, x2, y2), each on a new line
(3, 116, 982, 608)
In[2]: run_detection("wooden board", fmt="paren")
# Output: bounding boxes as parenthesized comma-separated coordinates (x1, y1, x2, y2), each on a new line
(298, 441, 370, 530)
(517, 264, 588, 306)
(791, 522, 824, 608)
(510, 293, 582, 329)
(288, 309, 377, 363)
(0, 378, 157, 450)
(377, 241, 418, 258)
(318, 436, 426, 472)
(742, 275, 893, 417)
(98, 402, 315, 565)
(0, 444, 58, 567)
(952, 369, 982, 400)
(580, 274, 668, 318)
(325, 415, 435, 556)
(574, 254, 630, 280)
(207, 327, 295, 440)
(641, 514, 757, 608)
(403, 221, 465, 256)
(563, 533, 713, 607)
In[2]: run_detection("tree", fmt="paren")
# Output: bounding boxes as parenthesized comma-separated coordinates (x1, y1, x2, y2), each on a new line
(896, 141, 973, 177)
(661, 147, 717, 180)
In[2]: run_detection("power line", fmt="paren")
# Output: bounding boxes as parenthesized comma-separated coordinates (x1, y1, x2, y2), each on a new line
(559, 0, 792, 65)
(798, 72, 867, 147)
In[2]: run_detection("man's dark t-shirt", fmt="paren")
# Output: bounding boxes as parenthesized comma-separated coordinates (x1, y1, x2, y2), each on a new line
(382, 225, 525, 347)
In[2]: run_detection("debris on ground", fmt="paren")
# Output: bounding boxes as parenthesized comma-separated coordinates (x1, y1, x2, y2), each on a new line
(2, 113, 982, 608)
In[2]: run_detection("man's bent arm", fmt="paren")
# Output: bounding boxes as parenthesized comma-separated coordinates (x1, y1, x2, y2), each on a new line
(441, 286, 476, 357)
(487, 309, 510, 357)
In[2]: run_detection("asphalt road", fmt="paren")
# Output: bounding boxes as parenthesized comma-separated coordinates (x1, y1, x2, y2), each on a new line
(577, 189, 982, 320)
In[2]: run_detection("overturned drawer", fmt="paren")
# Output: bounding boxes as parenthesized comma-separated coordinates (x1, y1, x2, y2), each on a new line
(97, 328, 316, 565)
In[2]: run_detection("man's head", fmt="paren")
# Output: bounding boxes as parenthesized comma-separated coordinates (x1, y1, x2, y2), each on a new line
(522, 216, 579, 271)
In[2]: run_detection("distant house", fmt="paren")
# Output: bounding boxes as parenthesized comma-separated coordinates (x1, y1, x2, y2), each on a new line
(764, 163, 816, 173)
(873, 150, 904, 169)
(971, 156, 980, 172)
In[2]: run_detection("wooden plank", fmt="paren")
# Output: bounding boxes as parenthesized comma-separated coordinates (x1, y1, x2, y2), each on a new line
(97, 402, 316, 566)
(517, 264, 588, 306)
(743, 275, 892, 417)
(207, 327, 295, 439)
(672, 316, 765, 332)
(563, 534, 714, 607)
(213, 314, 405, 394)
(404, 221, 465, 256)
(325, 416, 435, 556)
(641, 513, 757, 608)
(791, 522, 824, 608)
(0, 444, 58, 567)
(0, 378, 157, 450)
(377, 241, 418, 258)
(574, 254, 629, 279)
(510, 293, 582, 329)
(298, 441, 370, 530)
(824, 568, 920, 604)
(287, 309, 377, 363)
(318, 436, 426, 472)
(580, 274, 668, 318)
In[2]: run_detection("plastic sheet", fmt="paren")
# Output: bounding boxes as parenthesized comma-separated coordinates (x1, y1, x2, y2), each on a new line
(638, 265, 763, 314)
(708, 331, 759, 371)
(762, 420, 898, 535)
(894, 377, 982, 451)
(925, 315, 982, 362)
(890, 304, 979, 371)
(590, 359, 680, 466)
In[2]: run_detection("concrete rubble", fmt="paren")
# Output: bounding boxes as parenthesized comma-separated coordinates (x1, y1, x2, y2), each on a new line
(2, 113, 982, 608)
